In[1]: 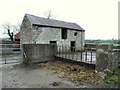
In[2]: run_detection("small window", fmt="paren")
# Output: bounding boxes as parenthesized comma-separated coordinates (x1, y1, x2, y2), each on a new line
(74, 32, 77, 36)
(61, 28, 67, 39)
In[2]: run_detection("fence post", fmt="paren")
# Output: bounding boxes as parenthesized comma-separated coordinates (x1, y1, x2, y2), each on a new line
(62, 46, 63, 58)
(69, 47, 71, 59)
(60, 46, 62, 57)
(71, 47, 73, 59)
(58, 46, 60, 57)
(76, 47, 78, 61)
(65, 46, 67, 59)
(91, 50, 92, 64)
(85, 49, 87, 62)
(64, 46, 65, 58)
(4, 44, 6, 64)
(80, 51, 82, 61)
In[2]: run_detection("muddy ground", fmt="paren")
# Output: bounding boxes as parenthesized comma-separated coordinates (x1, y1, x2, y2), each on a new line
(1, 64, 79, 88)
(0, 61, 118, 88)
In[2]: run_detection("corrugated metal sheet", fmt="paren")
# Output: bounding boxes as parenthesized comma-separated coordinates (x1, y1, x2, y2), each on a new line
(26, 14, 84, 31)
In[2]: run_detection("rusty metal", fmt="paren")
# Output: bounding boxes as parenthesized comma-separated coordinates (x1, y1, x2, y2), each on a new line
(55, 46, 96, 65)
(90, 49, 93, 64)
(85, 50, 87, 62)
(80, 51, 82, 61)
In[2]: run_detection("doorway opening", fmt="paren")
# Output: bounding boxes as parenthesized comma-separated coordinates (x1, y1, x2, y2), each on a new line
(50, 41, 57, 47)
(71, 41, 76, 52)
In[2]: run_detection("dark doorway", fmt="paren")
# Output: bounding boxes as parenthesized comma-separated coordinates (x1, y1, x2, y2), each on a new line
(71, 41, 76, 52)
(50, 41, 57, 53)
(50, 41, 57, 45)
(50, 41, 56, 43)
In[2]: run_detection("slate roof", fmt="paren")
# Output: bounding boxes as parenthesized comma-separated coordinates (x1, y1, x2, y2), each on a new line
(25, 14, 84, 31)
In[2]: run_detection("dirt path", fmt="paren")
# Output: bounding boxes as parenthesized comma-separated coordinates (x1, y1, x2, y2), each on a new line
(1, 63, 81, 88)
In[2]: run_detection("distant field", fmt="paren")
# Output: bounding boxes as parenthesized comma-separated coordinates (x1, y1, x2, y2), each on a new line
(85, 43, 120, 46)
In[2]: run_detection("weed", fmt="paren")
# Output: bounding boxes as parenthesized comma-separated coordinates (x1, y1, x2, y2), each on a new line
(104, 68, 120, 84)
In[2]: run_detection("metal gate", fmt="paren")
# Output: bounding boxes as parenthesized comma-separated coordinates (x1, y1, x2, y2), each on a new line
(55, 46, 96, 64)
(0, 44, 23, 64)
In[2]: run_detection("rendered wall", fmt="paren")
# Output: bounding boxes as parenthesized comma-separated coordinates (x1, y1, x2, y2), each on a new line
(22, 44, 55, 63)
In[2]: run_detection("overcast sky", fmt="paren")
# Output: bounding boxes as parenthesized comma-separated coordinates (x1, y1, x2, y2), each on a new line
(0, 0, 119, 39)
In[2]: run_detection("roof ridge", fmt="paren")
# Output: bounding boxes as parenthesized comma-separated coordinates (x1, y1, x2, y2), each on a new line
(25, 14, 85, 31)
(26, 14, 77, 24)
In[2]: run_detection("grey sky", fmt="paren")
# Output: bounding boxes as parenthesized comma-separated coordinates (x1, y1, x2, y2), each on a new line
(0, 0, 119, 39)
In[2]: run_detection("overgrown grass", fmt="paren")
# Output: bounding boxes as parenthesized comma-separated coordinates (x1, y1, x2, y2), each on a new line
(104, 68, 120, 84)
(13, 61, 38, 67)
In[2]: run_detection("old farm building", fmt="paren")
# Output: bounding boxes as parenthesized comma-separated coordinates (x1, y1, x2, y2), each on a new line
(20, 14, 85, 51)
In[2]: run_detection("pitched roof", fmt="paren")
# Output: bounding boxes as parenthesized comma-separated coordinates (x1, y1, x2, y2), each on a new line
(25, 14, 84, 31)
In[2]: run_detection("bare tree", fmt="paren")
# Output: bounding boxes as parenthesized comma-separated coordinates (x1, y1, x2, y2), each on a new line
(13, 23, 20, 33)
(2, 23, 20, 41)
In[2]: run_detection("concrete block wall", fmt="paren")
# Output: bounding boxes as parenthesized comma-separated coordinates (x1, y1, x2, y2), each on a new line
(22, 44, 55, 63)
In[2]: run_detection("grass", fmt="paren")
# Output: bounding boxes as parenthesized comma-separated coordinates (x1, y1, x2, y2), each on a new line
(105, 75, 120, 84)
(86, 43, 120, 46)
(104, 68, 120, 84)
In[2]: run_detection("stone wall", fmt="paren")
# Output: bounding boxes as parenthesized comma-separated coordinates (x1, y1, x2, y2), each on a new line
(20, 16, 85, 51)
(96, 44, 120, 74)
(20, 15, 33, 44)
(22, 44, 55, 63)
(32, 26, 85, 51)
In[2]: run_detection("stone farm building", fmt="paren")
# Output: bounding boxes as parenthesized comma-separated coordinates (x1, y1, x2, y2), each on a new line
(20, 14, 85, 51)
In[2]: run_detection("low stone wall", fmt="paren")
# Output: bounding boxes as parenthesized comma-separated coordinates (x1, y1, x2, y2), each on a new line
(96, 44, 120, 74)
(22, 44, 55, 63)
